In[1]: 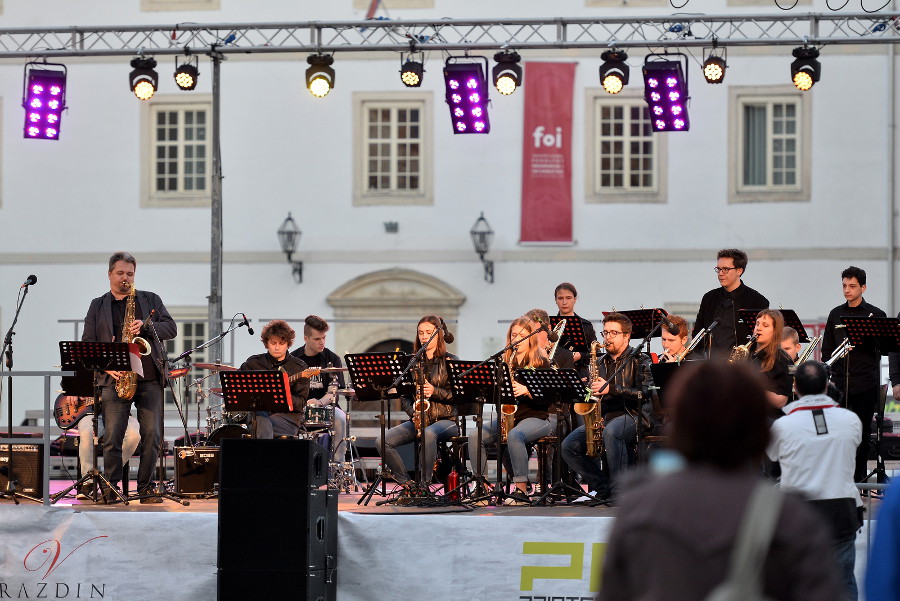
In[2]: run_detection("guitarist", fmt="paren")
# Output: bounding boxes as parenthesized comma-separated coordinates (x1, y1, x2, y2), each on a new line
(75, 411, 140, 500)
(239, 320, 311, 439)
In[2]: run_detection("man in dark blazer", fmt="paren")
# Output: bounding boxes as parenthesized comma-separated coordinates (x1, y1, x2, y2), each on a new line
(82, 252, 177, 503)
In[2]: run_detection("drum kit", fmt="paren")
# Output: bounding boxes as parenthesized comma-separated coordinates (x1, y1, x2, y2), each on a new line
(187, 362, 364, 493)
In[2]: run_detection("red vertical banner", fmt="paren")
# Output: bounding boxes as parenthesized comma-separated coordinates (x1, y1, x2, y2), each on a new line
(520, 62, 576, 243)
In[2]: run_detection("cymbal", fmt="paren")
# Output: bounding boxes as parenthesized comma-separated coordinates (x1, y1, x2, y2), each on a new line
(194, 363, 237, 371)
(335, 388, 357, 396)
(319, 367, 349, 373)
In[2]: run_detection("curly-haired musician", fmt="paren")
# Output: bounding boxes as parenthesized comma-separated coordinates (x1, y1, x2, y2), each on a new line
(240, 320, 310, 438)
(375, 315, 458, 489)
(82, 252, 177, 504)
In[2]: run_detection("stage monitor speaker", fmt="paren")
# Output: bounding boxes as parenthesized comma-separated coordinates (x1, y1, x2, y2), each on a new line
(219, 438, 327, 490)
(0, 444, 43, 498)
(174, 446, 219, 496)
(217, 568, 326, 601)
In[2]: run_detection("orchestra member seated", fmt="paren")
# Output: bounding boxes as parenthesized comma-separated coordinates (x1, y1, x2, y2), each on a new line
(748, 309, 793, 410)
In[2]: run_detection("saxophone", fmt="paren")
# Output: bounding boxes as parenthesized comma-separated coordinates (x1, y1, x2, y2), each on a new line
(728, 334, 758, 362)
(115, 282, 152, 400)
(411, 362, 432, 438)
(499, 359, 517, 445)
(574, 341, 605, 457)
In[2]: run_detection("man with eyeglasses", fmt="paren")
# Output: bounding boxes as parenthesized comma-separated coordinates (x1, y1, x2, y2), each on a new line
(561, 312, 653, 503)
(693, 248, 769, 358)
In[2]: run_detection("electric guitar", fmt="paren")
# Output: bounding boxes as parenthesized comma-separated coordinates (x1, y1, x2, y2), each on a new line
(53, 393, 94, 429)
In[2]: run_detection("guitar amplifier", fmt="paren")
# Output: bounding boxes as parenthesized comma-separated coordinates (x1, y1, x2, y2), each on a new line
(174, 446, 219, 496)
(0, 444, 44, 498)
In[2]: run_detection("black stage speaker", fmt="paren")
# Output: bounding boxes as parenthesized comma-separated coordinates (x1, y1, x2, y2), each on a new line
(174, 446, 219, 496)
(0, 444, 44, 498)
(217, 439, 336, 601)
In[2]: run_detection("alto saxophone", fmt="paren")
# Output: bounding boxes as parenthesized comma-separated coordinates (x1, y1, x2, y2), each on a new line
(574, 340, 605, 457)
(499, 359, 517, 445)
(728, 334, 758, 362)
(411, 363, 432, 438)
(115, 282, 152, 400)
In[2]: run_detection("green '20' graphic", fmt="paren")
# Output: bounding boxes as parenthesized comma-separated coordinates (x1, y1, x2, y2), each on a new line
(520, 542, 607, 592)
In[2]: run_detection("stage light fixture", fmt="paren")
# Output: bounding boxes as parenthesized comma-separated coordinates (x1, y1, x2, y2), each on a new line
(129, 57, 158, 101)
(306, 54, 335, 98)
(492, 50, 522, 95)
(400, 58, 424, 88)
(443, 57, 491, 134)
(174, 55, 199, 91)
(643, 55, 690, 132)
(791, 47, 821, 91)
(702, 55, 727, 84)
(598, 50, 629, 95)
(22, 62, 67, 141)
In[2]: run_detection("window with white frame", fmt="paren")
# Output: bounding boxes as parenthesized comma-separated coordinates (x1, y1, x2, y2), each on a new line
(353, 92, 433, 206)
(585, 90, 667, 203)
(729, 87, 810, 203)
(141, 96, 212, 207)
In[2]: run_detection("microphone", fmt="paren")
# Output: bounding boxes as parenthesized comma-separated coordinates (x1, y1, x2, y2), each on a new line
(439, 317, 455, 344)
(657, 311, 680, 336)
(21, 275, 37, 288)
(535, 317, 559, 342)
(706, 319, 719, 332)
(241, 314, 255, 336)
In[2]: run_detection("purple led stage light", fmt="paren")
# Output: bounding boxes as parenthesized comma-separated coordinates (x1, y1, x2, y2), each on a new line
(642, 59, 690, 132)
(22, 64, 67, 141)
(443, 59, 491, 134)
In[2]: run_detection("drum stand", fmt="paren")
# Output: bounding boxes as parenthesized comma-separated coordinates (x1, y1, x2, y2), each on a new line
(328, 392, 364, 493)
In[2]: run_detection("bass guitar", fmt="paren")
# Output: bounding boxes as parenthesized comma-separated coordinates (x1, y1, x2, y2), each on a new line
(53, 393, 93, 430)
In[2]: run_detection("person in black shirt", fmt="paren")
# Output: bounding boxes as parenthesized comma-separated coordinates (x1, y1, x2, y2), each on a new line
(554, 282, 597, 378)
(290, 315, 348, 461)
(781, 326, 803, 362)
(240, 320, 310, 439)
(659, 314, 703, 363)
(82, 252, 177, 503)
(748, 309, 793, 410)
(821, 266, 887, 482)
(694, 248, 769, 358)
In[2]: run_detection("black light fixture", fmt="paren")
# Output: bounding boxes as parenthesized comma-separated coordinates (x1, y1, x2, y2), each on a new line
(400, 51, 425, 88)
(492, 50, 522, 95)
(470, 212, 494, 284)
(277, 213, 303, 283)
(129, 57, 158, 101)
(702, 46, 727, 84)
(306, 54, 335, 98)
(598, 50, 629, 95)
(174, 54, 200, 91)
(791, 46, 821, 91)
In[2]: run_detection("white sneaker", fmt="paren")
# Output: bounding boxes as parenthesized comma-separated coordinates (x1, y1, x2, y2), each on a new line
(575, 491, 599, 503)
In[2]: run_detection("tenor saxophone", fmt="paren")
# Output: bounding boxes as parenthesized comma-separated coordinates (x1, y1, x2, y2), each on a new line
(574, 341, 605, 457)
(411, 363, 432, 438)
(115, 282, 152, 400)
(499, 359, 517, 445)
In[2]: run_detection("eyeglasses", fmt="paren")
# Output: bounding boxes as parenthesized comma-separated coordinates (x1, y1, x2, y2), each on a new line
(714, 267, 739, 274)
(601, 330, 625, 338)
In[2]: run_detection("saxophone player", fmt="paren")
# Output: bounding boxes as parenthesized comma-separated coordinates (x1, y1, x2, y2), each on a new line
(561, 312, 653, 503)
(748, 309, 794, 410)
(470, 317, 552, 503)
(82, 252, 177, 504)
(375, 315, 458, 491)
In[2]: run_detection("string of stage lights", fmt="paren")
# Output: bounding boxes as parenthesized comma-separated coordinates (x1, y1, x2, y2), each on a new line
(14, 12, 887, 139)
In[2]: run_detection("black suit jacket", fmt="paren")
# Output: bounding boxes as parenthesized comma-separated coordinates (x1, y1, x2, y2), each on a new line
(82, 289, 177, 387)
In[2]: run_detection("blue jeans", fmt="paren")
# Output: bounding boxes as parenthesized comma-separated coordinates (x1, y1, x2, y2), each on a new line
(834, 535, 858, 601)
(253, 411, 304, 439)
(375, 419, 459, 484)
(603, 413, 637, 480)
(472, 417, 552, 483)
(101, 381, 162, 489)
(313, 407, 348, 460)
(561, 425, 608, 493)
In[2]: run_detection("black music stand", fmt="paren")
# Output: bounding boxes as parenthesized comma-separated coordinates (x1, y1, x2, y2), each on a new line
(346, 353, 413, 505)
(843, 316, 900, 484)
(446, 359, 516, 503)
(219, 370, 294, 439)
(549, 316, 590, 361)
(738, 309, 811, 342)
(515, 368, 590, 505)
(605, 308, 670, 340)
(51, 341, 138, 505)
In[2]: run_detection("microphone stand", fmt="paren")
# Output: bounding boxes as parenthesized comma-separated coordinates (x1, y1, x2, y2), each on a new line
(0, 283, 40, 503)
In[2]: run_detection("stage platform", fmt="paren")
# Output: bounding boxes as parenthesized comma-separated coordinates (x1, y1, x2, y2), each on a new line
(0, 477, 887, 601)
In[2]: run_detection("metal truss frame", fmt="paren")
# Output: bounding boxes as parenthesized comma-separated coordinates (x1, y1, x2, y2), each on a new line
(1, 12, 899, 59)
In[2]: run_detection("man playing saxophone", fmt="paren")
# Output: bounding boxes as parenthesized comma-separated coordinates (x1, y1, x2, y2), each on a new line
(82, 252, 177, 504)
(561, 312, 653, 503)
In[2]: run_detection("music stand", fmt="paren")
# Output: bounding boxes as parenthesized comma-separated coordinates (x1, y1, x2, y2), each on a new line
(446, 359, 516, 502)
(604, 308, 670, 340)
(549, 316, 590, 360)
(738, 309, 811, 342)
(51, 341, 139, 505)
(219, 370, 294, 439)
(345, 353, 413, 505)
(515, 368, 589, 505)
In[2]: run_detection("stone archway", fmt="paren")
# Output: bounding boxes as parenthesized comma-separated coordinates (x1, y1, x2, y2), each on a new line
(326, 268, 466, 356)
